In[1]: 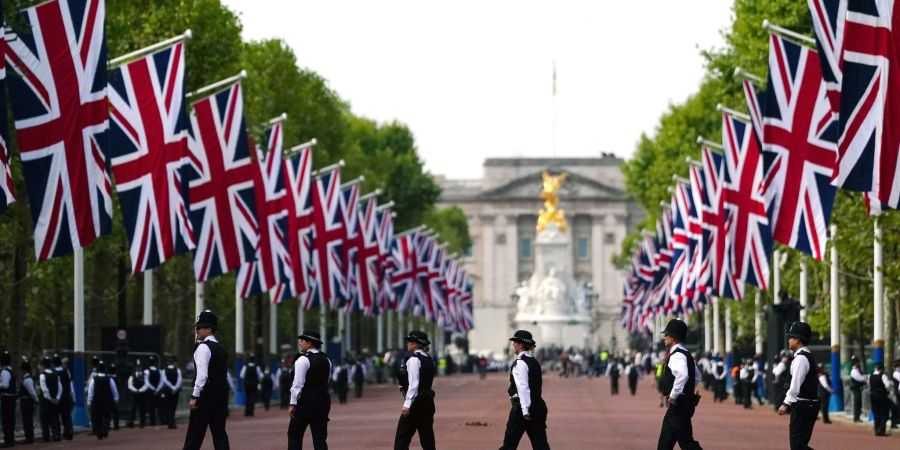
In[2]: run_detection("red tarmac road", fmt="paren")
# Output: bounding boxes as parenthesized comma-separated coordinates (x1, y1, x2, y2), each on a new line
(55, 372, 897, 449)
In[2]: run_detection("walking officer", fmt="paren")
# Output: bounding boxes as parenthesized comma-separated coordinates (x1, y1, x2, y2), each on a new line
(145, 355, 164, 426)
(777, 321, 819, 450)
(260, 366, 274, 411)
(657, 319, 703, 450)
(869, 363, 892, 436)
(127, 360, 149, 428)
(394, 330, 436, 450)
(19, 358, 38, 444)
(38, 356, 61, 442)
(240, 354, 263, 417)
(287, 331, 332, 450)
(183, 310, 230, 450)
(849, 355, 866, 422)
(51, 354, 74, 440)
(161, 356, 183, 429)
(87, 361, 119, 440)
(277, 358, 294, 409)
(0, 351, 15, 447)
(499, 330, 550, 450)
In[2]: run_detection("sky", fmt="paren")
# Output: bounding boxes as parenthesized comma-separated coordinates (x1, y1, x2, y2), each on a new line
(222, 1, 734, 179)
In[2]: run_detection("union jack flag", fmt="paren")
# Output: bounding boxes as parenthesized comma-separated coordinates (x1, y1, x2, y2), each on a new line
(667, 182, 694, 313)
(339, 182, 362, 311)
(808, 0, 847, 114)
(354, 195, 381, 315)
(107, 42, 194, 273)
(237, 122, 289, 300)
(832, 1, 900, 210)
(429, 243, 450, 327)
(5, 0, 111, 260)
(0, 5, 14, 213)
(721, 113, 771, 296)
(309, 167, 347, 308)
(414, 233, 437, 320)
(390, 231, 418, 313)
(760, 34, 838, 260)
(186, 82, 258, 282)
(459, 270, 474, 331)
(375, 205, 395, 312)
(284, 144, 314, 305)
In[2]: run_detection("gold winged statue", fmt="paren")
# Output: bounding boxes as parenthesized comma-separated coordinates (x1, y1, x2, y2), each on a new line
(537, 171, 567, 233)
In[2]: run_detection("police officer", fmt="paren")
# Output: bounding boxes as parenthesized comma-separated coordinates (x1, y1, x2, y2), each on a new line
(160, 356, 183, 429)
(657, 319, 703, 450)
(38, 357, 61, 442)
(500, 330, 550, 450)
(51, 354, 74, 440)
(395, 330, 436, 450)
(849, 355, 866, 422)
(0, 351, 15, 447)
(713, 361, 727, 402)
(351, 359, 366, 398)
(19, 358, 39, 444)
(817, 368, 832, 424)
(145, 355, 163, 426)
(127, 360, 149, 428)
(606, 357, 622, 395)
(332, 360, 349, 404)
(777, 321, 819, 449)
(260, 366, 274, 411)
(87, 361, 119, 440)
(277, 358, 294, 409)
(869, 363, 892, 436)
(240, 353, 263, 417)
(183, 310, 230, 450)
(287, 331, 332, 450)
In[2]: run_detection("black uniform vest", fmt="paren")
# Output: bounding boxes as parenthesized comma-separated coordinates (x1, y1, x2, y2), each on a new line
(1, 367, 15, 395)
(132, 371, 146, 390)
(893, 372, 900, 398)
(507, 354, 543, 404)
(19, 373, 33, 399)
(93, 374, 112, 404)
(353, 363, 364, 383)
(54, 366, 71, 397)
(279, 367, 293, 387)
(201, 339, 228, 393)
(660, 348, 696, 397)
(261, 372, 273, 388)
(301, 352, 331, 395)
(244, 363, 259, 387)
(147, 367, 161, 387)
(42, 370, 59, 400)
(850, 366, 864, 390)
(336, 367, 348, 384)
(869, 373, 888, 397)
(164, 366, 179, 388)
(791, 351, 818, 400)
(399, 352, 435, 393)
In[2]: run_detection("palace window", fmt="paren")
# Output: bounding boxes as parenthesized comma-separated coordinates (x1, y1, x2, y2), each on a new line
(577, 237, 590, 260)
(519, 238, 532, 260)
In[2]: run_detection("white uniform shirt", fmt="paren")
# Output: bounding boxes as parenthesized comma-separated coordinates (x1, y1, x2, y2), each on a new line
(39, 369, 62, 401)
(22, 376, 39, 402)
(510, 351, 534, 416)
(290, 349, 331, 406)
(868, 370, 891, 391)
(783, 347, 811, 405)
(144, 366, 163, 393)
(0, 367, 12, 393)
(240, 364, 264, 389)
(191, 335, 219, 398)
(128, 372, 151, 393)
(87, 375, 120, 405)
(818, 374, 832, 393)
(667, 344, 701, 399)
(893, 368, 900, 386)
(850, 366, 866, 383)
(349, 364, 367, 384)
(403, 350, 429, 409)
(773, 361, 788, 378)
(54, 366, 75, 400)
(161, 365, 183, 393)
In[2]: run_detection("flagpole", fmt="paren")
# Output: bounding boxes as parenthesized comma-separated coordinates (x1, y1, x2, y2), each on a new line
(773, 249, 782, 304)
(108, 29, 193, 67)
(762, 20, 816, 47)
(386, 310, 393, 350)
(312, 160, 345, 178)
(143, 269, 153, 325)
(195, 282, 205, 320)
(340, 175, 365, 189)
(235, 291, 245, 406)
(338, 309, 345, 353)
(829, 225, 844, 411)
(297, 297, 305, 337)
(724, 300, 733, 388)
(267, 112, 288, 126)
(359, 189, 382, 203)
(377, 312, 385, 353)
(712, 297, 721, 356)
(754, 291, 763, 354)
(695, 136, 724, 151)
(269, 300, 278, 356)
(320, 301, 327, 354)
(873, 220, 884, 364)
(346, 310, 352, 353)
(716, 104, 752, 122)
(285, 139, 317, 158)
(72, 248, 88, 426)
(799, 257, 808, 321)
(704, 306, 712, 353)
(186, 70, 248, 100)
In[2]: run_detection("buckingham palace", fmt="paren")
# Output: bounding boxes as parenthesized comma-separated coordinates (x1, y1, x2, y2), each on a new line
(436, 156, 644, 357)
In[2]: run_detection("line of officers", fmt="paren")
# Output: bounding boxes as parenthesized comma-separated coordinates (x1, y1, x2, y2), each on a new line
(0, 350, 186, 447)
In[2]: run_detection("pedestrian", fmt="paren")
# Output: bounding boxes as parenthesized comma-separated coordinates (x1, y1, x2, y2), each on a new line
(332, 361, 349, 405)
(351, 359, 366, 398)
(740, 360, 753, 409)
(161, 356, 183, 429)
(183, 310, 230, 450)
(127, 360, 149, 428)
(0, 351, 15, 448)
(240, 354, 263, 417)
(38, 356, 61, 442)
(606, 358, 622, 395)
(626, 362, 641, 396)
(287, 331, 332, 450)
(713, 361, 727, 402)
(817, 368, 832, 424)
(849, 355, 866, 423)
(87, 361, 119, 440)
(278, 358, 294, 410)
(19, 358, 38, 444)
(499, 330, 550, 450)
(869, 363, 891, 436)
(478, 355, 488, 380)
(657, 319, 703, 450)
(260, 366, 274, 411)
(145, 355, 163, 426)
(777, 321, 819, 450)
(394, 330, 436, 450)
(51, 354, 75, 440)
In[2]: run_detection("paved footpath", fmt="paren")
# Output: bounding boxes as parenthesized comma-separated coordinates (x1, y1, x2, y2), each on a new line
(55, 372, 897, 449)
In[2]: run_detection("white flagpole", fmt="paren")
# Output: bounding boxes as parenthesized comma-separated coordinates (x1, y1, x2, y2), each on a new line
(320, 301, 327, 353)
(297, 298, 305, 337)
(377, 313, 385, 353)
(773, 249, 782, 304)
(712, 297, 722, 355)
(143, 269, 153, 325)
(874, 220, 884, 363)
(704, 306, 712, 353)
(725, 300, 733, 363)
(269, 301, 277, 356)
(338, 308, 345, 352)
(386, 311, 393, 350)
(799, 258, 808, 321)
(829, 225, 843, 410)
(236, 292, 245, 355)
(346, 310, 352, 353)
(754, 291, 763, 354)
(195, 282, 205, 319)
(109, 30, 193, 67)
(72, 248, 88, 426)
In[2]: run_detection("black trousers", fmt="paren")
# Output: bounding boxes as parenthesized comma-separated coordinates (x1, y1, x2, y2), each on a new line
(280, 387, 291, 409)
(129, 392, 147, 426)
(261, 386, 272, 411)
(244, 388, 257, 416)
(166, 391, 180, 427)
(40, 399, 60, 442)
(20, 397, 35, 443)
(0, 396, 15, 446)
(182, 390, 230, 450)
(148, 393, 160, 425)
(610, 376, 619, 395)
(91, 402, 110, 438)
(336, 385, 347, 404)
(111, 399, 120, 430)
(354, 383, 363, 398)
(58, 394, 73, 439)
(871, 395, 890, 436)
(394, 396, 435, 450)
(789, 400, 818, 450)
(287, 394, 330, 450)
(657, 401, 702, 450)
(851, 388, 863, 421)
(628, 376, 638, 396)
(714, 380, 726, 402)
(819, 392, 831, 423)
(499, 403, 549, 450)
(742, 381, 752, 408)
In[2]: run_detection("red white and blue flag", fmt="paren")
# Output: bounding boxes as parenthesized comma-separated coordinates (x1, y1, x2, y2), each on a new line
(186, 82, 258, 282)
(5, 0, 112, 260)
(807, 0, 846, 114)
(309, 167, 347, 308)
(107, 42, 194, 273)
(390, 231, 418, 313)
(414, 233, 437, 320)
(760, 34, 838, 260)
(353, 195, 381, 315)
(375, 205, 395, 312)
(459, 270, 475, 331)
(667, 182, 694, 313)
(0, 3, 15, 213)
(339, 182, 363, 312)
(284, 144, 314, 305)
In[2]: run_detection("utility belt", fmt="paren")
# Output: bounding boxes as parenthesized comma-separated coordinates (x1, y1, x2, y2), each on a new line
(795, 397, 820, 403)
(0, 393, 16, 398)
(400, 387, 434, 401)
